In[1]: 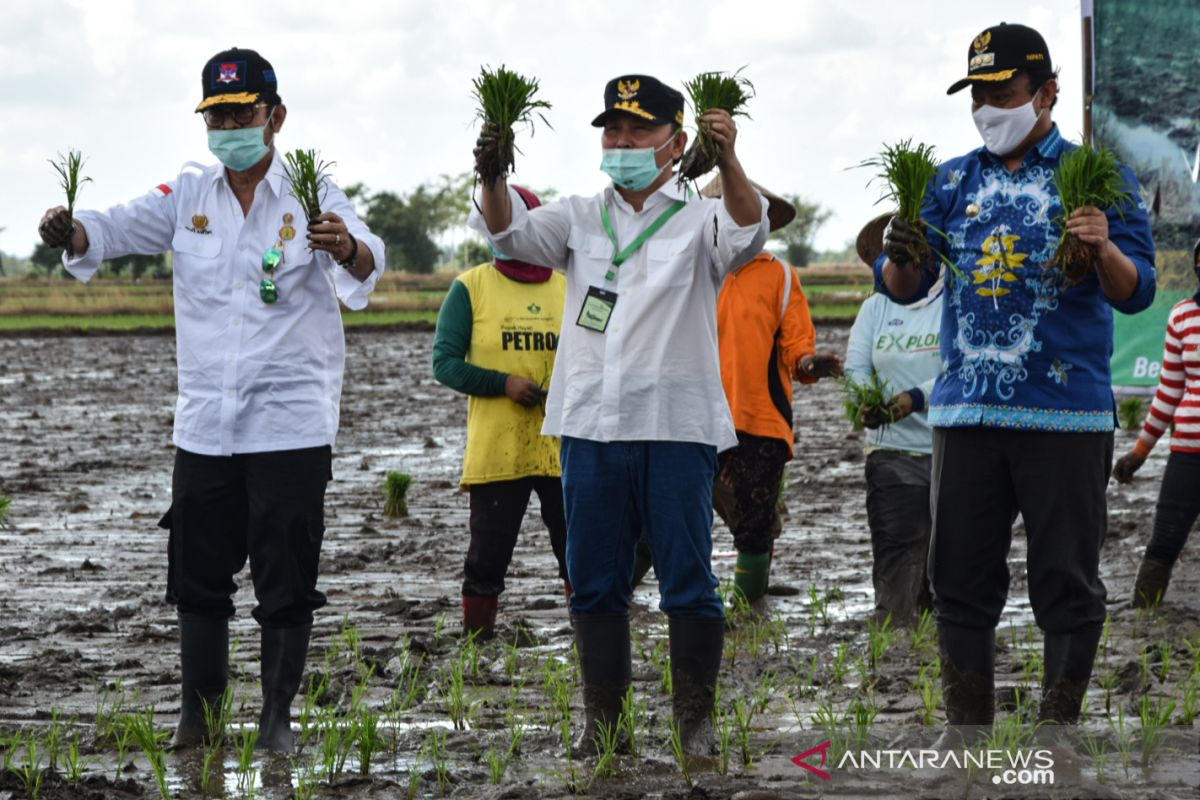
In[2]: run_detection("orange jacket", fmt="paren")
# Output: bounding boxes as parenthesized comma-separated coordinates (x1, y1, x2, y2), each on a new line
(717, 252, 816, 456)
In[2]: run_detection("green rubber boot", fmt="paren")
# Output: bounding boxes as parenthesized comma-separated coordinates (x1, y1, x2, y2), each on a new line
(732, 550, 772, 606)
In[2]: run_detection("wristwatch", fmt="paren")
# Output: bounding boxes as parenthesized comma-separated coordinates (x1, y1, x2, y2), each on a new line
(338, 233, 359, 270)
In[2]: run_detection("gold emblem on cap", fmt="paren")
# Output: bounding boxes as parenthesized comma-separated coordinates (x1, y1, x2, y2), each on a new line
(191, 214, 209, 231)
(966, 203, 980, 218)
(617, 79, 640, 100)
(973, 30, 992, 53)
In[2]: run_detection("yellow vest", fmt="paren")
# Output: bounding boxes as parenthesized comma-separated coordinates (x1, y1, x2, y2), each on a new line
(459, 264, 566, 485)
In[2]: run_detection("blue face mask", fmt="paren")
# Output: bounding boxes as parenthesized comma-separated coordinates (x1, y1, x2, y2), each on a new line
(208, 125, 271, 172)
(600, 136, 675, 191)
(488, 240, 513, 261)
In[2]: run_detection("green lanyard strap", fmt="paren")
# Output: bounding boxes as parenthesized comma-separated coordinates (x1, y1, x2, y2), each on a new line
(599, 199, 687, 274)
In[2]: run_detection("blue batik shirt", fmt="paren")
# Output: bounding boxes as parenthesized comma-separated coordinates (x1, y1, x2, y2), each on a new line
(873, 125, 1156, 432)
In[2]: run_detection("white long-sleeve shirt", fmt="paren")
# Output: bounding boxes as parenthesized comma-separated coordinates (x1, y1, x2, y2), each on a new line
(64, 151, 385, 456)
(468, 180, 768, 450)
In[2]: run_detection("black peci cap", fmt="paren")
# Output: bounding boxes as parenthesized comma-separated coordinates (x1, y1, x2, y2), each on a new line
(195, 47, 279, 112)
(591, 74, 685, 127)
(946, 23, 1053, 95)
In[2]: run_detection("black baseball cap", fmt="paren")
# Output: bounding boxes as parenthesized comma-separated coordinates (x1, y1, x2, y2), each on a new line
(195, 47, 280, 112)
(591, 74, 685, 127)
(946, 23, 1053, 95)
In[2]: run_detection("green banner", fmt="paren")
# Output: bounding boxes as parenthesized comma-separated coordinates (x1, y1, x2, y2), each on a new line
(1091, 0, 1200, 386)
(1111, 289, 1186, 387)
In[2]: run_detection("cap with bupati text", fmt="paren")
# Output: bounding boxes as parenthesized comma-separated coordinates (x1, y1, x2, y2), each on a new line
(946, 23, 1052, 95)
(195, 47, 280, 112)
(591, 74, 685, 127)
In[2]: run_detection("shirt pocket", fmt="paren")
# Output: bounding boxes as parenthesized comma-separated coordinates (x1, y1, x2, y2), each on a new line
(171, 228, 223, 295)
(645, 233, 696, 287)
(566, 230, 613, 283)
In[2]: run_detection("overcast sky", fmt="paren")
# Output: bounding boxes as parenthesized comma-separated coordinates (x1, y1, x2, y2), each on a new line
(0, 0, 1084, 259)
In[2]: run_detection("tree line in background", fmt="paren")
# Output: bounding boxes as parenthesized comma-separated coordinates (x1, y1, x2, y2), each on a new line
(2, 175, 838, 277)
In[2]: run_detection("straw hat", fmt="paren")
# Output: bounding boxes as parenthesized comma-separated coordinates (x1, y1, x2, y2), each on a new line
(699, 174, 796, 232)
(855, 212, 895, 267)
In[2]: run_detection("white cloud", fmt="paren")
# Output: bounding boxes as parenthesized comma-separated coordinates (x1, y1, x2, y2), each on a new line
(1, 0, 1084, 259)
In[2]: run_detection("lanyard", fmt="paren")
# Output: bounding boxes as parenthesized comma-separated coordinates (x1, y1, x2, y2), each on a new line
(599, 199, 687, 281)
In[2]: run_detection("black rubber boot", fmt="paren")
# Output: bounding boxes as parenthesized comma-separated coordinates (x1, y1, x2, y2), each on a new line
(1131, 557, 1172, 609)
(933, 623, 995, 748)
(573, 615, 632, 754)
(1039, 622, 1102, 725)
(171, 613, 229, 749)
(257, 624, 312, 752)
(668, 615, 724, 756)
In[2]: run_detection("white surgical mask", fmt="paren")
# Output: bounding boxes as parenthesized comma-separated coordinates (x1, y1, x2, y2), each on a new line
(972, 90, 1044, 157)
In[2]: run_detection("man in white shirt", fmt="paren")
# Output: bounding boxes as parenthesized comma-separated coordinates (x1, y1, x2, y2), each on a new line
(37, 47, 384, 753)
(470, 73, 768, 755)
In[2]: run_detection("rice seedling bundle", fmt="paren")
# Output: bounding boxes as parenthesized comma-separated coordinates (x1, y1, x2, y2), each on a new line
(841, 373, 895, 431)
(856, 139, 940, 269)
(384, 471, 413, 518)
(472, 65, 552, 187)
(48, 149, 92, 218)
(1051, 143, 1133, 284)
(282, 149, 335, 222)
(677, 69, 754, 186)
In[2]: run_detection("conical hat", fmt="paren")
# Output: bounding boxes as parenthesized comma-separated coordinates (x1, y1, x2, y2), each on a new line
(699, 174, 796, 232)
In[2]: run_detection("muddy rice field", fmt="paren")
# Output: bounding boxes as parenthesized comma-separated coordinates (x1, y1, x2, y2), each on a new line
(0, 326, 1197, 800)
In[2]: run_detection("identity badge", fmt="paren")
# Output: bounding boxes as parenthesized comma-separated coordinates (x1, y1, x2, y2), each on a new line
(576, 286, 618, 333)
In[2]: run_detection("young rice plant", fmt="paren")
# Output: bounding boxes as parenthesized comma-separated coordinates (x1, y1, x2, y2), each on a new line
(472, 65, 552, 187)
(678, 68, 754, 185)
(282, 149, 335, 222)
(1051, 142, 1134, 284)
(48, 149, 92, 218)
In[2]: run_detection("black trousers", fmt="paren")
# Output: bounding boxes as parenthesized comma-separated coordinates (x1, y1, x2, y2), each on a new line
(712, 431, 791, 554)
(864, 450, 933, 620)
(1147, 450, 1200, 565)
(463, 476, 568, 597)
(161, 446, 331, 628)
(928, 427, 1112, 633)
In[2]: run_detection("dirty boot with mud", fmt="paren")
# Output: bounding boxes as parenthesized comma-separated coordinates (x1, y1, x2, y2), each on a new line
(932, 623, 994, 749)
(1131, 557, 1172, 609)
(1039, 623, 1101, 725)
(462, 594, 499, 640)
(171, 613, 229, 749)
(668, 615, 724, 756)
(257, 623, 311, 752)
(574, 614, 631, 754)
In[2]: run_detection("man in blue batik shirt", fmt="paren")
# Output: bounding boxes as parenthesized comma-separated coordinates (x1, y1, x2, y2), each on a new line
(876, 23, 1155, 742)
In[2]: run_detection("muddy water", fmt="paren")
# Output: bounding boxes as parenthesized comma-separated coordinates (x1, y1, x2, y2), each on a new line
(0, 328, 1196, 799)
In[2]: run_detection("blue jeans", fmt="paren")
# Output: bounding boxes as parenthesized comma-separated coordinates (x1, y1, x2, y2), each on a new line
(561, 436, 724, 618)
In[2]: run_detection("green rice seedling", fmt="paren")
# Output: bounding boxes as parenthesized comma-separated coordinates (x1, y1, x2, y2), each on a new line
(910, 609, 937, 654)
(812, 696, 849, 761)
(383, 471, 413, 518)
(356, 707, 383, 775)
(1021, 644, 1045, 690)
(110, 721, 134, 782)
(1098, 665, 1120, 716)
(807, 584, 830, 632)
(405, 768, 422, 800)
(867, 614, 895, 672)
(282, 149, 335, 222)
(588, 720, 621, 789)
(1118, 397, 1145, 431)
(43, 708, 65, 771)
(1109, 705, 1135, 779)
(62, 733, 90, 786)
(855, 139, 961, 278)
(125, 708, 170, 800)
(1178, 676, 1199, 725)
(619, 685, 645, 759)
(677, 68, 754, 185)
(201, 685, 234, 750)
(471, 65, 552, 187)
(339, 617, 363, 669)
(11, 733, 45, 800)
(659, 653, 673, 696)
(1137, 694, 1175, 769)
(1157, 640, 1173, 683)
(666, 719, 694, 789)
(1139, 647, 1154, 691)
(299, 669, 332, 747)
(440, 656, 480, 730)
(424, 729, 451, 795)
(731, 696, 757, 767)
(0, 730, 20, 772)
(483, 747, 508, 784)
(48, 149, 92, 218)
(830, 642, 852, 685)
(233, 725, 259, 792)
(841, 372, 895, 432)
(349, 662, 377, 714)
(1051, 143, 1134, 284)
(849, 697, 879, 750)
(504, 704, 526, 760)
(916, 658, 942, 725)
(294, 764, 320, 800)
(1078, 727, 1110, 784)
(95, 678, 130, 744)
(1101, 614, 1114, 664)
(499, 641, 522, 680)
(0, 496, 11, 530)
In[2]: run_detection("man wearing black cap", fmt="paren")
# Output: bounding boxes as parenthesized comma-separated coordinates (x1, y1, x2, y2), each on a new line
(876, 24, 1156, 743)
(37, 47, 385, 752)
(469, 74, 768, 755)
